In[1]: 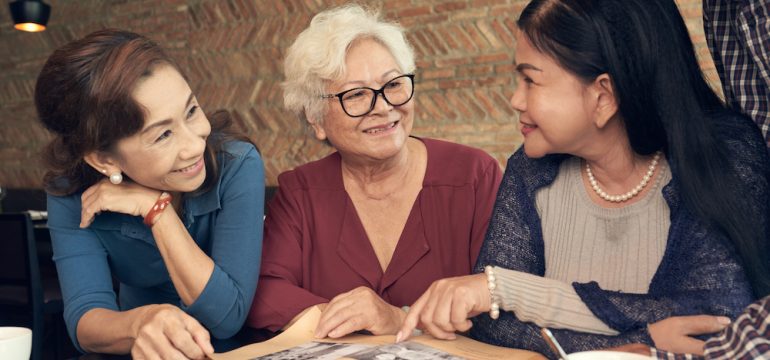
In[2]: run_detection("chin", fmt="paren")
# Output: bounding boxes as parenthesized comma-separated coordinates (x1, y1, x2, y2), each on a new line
(172, 171, 207, 193)
(523, 143, 548, 159)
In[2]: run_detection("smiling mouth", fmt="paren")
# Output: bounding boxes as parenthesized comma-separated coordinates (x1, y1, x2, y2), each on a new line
(173, 158, 203, 173)
(363, 121, 398, 134)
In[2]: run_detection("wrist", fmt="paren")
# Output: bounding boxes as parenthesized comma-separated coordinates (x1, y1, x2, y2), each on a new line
(140, 190, 164, 217)
(475, 273, 492, 312)
(143, 192, 172, 227)
(484, 266, 501, 319)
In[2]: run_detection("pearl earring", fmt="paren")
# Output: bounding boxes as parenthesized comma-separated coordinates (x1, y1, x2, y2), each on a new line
(109, 172, 123, 185)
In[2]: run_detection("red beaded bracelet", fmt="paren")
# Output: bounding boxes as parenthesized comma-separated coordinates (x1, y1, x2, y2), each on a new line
(143, 192, 172, 227)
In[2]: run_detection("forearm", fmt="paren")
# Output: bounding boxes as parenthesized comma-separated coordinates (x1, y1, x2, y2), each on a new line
(471, 312, 653, 356)
(76, 306, 153, 354)
(151, 205, 214, 306)
(494, 267, 618, 335)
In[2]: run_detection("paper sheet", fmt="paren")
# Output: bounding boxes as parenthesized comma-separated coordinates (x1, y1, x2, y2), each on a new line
(210, 306, 546, 360)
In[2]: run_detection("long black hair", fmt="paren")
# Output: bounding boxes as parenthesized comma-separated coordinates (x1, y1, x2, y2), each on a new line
(517, 0, 770, 297)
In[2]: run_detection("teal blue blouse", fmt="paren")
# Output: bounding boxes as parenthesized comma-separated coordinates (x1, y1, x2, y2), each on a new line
(47, 141, 264, 352)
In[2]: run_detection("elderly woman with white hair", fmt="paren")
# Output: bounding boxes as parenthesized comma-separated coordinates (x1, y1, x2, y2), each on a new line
(246, 4, 502, 339)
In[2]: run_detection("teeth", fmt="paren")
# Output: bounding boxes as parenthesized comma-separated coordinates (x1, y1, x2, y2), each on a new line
(365, 122, 396, 134)
(176, 160, 199, 172)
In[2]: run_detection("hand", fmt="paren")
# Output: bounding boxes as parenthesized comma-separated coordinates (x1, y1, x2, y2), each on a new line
(397, 274, 489, 342)
(648, 314, 730, 355)
(80, 179, 161, 228)
(607, 343, 652, 356)
(131, 304, 214, 360)
(314, 287, 405, 339)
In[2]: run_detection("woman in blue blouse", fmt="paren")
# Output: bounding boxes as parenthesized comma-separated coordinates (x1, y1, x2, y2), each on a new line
(399, 0, 770, 357)
(35, 29, 264, 359)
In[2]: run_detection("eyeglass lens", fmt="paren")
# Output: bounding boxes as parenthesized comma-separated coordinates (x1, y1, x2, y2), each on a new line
(340, 75, 414, 117)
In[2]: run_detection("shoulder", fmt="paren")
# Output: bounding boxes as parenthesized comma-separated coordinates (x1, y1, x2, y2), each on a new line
(502, 146, 568, 189)
(276, 151, 341, 191)
(219, 140, 261, 163)
(421, 138, 500, 185)
(217, 140, 264, 179)
(715, 112, 770, 177)
(46, 192, 83, 227)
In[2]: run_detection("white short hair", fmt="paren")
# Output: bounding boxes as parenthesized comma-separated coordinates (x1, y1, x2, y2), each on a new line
(282, 4, 416, 125)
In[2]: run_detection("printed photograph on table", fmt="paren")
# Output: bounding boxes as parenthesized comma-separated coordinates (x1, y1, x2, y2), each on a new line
(347, 341, 466, 360)
(252, 341, 372, 360)
(252, 341, 467, 360)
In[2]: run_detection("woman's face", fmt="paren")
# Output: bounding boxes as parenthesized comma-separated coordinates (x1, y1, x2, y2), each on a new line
(112, 65, 211, 193)
(510, 32, 601, 158)
(313, 38, 415, 162)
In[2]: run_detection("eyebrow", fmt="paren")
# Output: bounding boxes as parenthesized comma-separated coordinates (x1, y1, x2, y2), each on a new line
(141, 92, 194, 135)
(515, 63, 543, 73)
(340, 69, 401, 88)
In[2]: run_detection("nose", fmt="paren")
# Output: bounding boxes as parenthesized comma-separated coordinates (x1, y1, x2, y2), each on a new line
(369, 91, 393, 116)
(178, 119, 209, 160)
(510, 83, 527, 113)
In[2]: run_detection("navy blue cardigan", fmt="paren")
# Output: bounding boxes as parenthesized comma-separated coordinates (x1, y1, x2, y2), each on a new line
(470, 114, 769, 359)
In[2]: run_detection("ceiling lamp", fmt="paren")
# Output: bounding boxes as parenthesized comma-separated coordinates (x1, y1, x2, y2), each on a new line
(10, 0, 51, 32)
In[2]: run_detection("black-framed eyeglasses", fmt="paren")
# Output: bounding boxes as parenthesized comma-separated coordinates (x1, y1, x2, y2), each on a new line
(321, 74, 415, 117)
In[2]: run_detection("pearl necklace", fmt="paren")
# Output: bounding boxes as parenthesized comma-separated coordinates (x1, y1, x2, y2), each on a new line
(585, 151, 662, 203)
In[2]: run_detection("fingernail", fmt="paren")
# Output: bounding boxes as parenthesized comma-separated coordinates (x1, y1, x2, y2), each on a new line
(328, 330, 337, 338)
(395, 331, 403, 343)
(717, 316, 731, 326)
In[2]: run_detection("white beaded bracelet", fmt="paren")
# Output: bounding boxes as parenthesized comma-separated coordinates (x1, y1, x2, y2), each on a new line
(484, 265, 500, 320)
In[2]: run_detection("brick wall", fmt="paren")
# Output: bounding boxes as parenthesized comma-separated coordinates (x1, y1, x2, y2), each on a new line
(0, 0, 718, 189)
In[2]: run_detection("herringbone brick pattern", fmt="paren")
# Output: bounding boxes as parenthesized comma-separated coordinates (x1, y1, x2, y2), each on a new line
(0, 0, 717, 188)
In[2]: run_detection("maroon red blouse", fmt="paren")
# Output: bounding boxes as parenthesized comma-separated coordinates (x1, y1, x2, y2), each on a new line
(246, 138, 502, 331)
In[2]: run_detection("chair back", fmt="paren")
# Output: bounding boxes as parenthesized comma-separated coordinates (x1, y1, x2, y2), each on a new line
(0, 213, 42, 301)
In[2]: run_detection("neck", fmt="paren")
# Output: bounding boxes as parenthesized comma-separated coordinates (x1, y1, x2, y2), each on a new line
(341, 140, 414, 200)
(580, 133, 652, 193)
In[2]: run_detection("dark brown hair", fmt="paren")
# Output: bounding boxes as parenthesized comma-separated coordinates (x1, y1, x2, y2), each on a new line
(35, 29, 251, 196)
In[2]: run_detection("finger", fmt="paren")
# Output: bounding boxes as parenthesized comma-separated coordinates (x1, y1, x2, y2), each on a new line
(450, 295, 474, 333)
(418, 284, 456, 340)
(134, 334, 169, 360)
(131, 343, 148, 360)
(420, 297, 456, 340)
(432, 287, 457, 333)
(681, 315, 731, 336)
(676, 337, 706, 356)
(607, 343, 652, 356)
(398, 288, 431, 342)
(327, 316, 366, 338)
(79, 189, 105, 228)
(79, 196, 97, 228)
(166, 326, 204, 359)
(315, 297, 357, 338)
(152, 335, 188, 360)
(183, 315, 214, 356)
(316, 307, 358, 338)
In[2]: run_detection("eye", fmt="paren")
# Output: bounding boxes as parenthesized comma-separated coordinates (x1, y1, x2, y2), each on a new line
(516, 73, 534, 87)
(342, 90, 367, 101)
(155, 130, 172, 143)
(385, 79, 403, 89)
(186, 105, 199, 119)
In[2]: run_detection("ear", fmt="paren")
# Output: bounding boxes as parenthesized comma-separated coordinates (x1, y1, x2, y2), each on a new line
(83, 151, 122, 177)
(590, 73, 619, 129)
(306, 112, 327, 141)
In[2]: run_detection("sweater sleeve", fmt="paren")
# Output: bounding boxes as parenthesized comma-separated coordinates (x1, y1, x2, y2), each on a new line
(494, 267, 618, 335)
